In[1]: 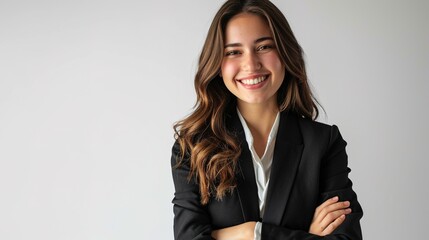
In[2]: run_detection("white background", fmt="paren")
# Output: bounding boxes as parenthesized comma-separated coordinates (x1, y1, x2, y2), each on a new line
(0, 0, 428, 239)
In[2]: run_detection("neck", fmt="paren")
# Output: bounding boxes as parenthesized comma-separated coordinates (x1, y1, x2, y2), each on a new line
(237, 98, 279, 127)
(237, 100, 278, 158)
(237, 100, 279, 140)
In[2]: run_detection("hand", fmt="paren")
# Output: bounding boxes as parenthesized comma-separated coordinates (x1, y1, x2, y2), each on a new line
(211, 221, 256, 240)
(309, 196, 352, 236)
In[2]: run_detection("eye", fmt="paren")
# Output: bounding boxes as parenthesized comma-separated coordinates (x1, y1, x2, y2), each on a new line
(225, 50, 241, 56)
(256, 44, 274, 52)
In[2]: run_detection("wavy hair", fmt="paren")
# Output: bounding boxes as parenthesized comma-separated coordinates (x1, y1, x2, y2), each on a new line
(174, 0, 320, 205)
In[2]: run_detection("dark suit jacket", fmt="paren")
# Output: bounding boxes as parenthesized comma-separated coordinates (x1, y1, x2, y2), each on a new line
(171, 110, 363, 240)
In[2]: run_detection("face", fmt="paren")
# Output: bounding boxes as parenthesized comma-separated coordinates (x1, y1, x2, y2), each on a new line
(221, 13, 285, 109)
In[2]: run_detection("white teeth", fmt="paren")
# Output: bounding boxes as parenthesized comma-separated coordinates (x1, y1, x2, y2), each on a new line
(241, 76, 267, 85)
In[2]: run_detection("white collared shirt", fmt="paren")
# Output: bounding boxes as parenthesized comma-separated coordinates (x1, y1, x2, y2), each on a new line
(237, 109, 280, 240)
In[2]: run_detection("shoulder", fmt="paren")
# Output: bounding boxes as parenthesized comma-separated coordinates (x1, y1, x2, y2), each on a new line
(171, 139, 191, 168)
(300, 116, 340, 137)
(285, 111, 346, 152)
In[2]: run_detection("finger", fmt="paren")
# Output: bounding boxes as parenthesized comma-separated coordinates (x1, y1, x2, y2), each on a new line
(323, 201, 350, 215)
(320, 208, 352, 231)
(314, 196, 339, 217)
(316, 201, 350, 222)
(322, 214, 347, 236)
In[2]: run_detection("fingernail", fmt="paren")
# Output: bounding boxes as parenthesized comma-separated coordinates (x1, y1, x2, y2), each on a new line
(344, 201, 350, 206)
(332, 196, 339, 201)
(345, 208, 352, 213)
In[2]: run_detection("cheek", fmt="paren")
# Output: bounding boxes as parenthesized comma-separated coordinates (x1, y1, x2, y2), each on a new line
(265, 54, 285, 79)
(221, 60, 238, 79)
(265, 53, 284, 70)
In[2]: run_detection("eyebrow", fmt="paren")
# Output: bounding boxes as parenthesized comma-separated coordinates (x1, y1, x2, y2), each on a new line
(224, 36, 274, 48)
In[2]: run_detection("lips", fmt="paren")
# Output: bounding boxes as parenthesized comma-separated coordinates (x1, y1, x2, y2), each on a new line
(237, 75, 268, 86)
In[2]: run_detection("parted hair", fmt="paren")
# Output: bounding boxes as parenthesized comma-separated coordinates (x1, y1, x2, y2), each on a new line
(173, 0, 320, 205)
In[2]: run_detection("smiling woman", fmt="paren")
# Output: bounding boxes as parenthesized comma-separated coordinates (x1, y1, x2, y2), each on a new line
(171, 0, 363, 239)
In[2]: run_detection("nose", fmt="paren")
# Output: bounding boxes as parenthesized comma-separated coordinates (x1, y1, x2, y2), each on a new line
(242, 51, 261, 72)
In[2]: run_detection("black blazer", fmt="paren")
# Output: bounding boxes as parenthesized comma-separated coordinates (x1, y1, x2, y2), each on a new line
(171, 110, 363, 240)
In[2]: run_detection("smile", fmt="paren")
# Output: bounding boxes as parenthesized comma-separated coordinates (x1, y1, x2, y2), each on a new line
(238, 75, 268, 85)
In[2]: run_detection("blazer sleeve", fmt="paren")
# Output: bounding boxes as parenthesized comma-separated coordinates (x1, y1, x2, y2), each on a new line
(261, 125, 363, 240)
(171, 141, 214, 240)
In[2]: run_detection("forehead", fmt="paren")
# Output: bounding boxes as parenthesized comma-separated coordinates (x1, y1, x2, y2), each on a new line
(224, 13, 272, 44)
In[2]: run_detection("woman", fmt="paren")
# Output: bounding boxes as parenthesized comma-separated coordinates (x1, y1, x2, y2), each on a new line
(171, 0, 363, 239)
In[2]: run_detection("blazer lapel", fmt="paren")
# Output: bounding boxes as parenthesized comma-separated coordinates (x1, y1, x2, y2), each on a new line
(227, 109, 260, 221)
(236, 141, 261, 221)
(262, 111, 304, 225)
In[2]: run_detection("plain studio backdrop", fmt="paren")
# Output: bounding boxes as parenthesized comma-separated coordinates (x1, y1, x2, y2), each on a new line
(0, 0, 428, 239)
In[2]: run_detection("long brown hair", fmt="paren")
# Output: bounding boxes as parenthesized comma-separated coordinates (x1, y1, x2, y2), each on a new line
(174, 0, 320, 205)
